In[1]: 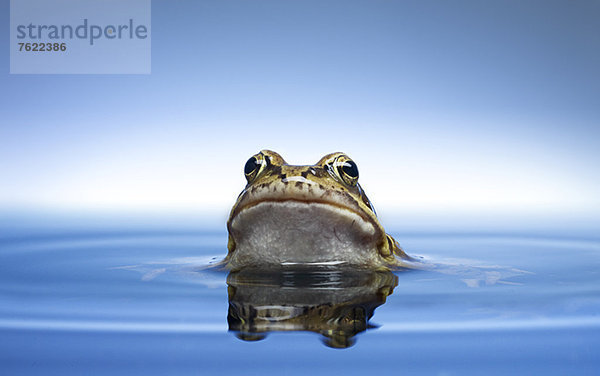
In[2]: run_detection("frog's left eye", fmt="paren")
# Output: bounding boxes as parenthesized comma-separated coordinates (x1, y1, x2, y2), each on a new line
(333, 156, 359, 186)
(244, 152, 268, 183)
(244, 157, 259, 176)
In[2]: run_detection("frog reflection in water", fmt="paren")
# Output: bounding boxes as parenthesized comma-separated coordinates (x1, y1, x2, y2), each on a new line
(224, 150, 413, 270)
(227, 268, 398, 348)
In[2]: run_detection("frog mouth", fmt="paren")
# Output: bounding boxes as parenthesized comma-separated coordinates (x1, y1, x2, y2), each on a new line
(230, 199, 377, 237)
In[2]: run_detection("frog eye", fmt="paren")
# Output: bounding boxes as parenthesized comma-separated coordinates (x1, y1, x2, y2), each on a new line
(333, 156, 359, 186)
(244, 157, 259, 175)
(244, 152, 268, 183)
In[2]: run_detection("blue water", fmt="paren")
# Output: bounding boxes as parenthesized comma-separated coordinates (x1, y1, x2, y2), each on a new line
(1, 215, 599, 375)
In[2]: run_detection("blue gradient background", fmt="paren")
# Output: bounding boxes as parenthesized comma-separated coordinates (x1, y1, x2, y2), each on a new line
(1, 0, 599, 228)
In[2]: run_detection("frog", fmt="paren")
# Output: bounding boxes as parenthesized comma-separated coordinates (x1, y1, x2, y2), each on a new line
(223, 150, 413, 271)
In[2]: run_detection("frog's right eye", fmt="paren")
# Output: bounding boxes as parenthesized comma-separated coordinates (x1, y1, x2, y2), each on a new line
(244, 153, 268, 183)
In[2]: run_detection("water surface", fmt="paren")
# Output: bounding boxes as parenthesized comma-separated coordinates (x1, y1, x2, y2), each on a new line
(1, 216, 599, 375)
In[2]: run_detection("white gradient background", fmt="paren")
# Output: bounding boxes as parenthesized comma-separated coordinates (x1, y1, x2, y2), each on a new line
(1, 1, 599, 228)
